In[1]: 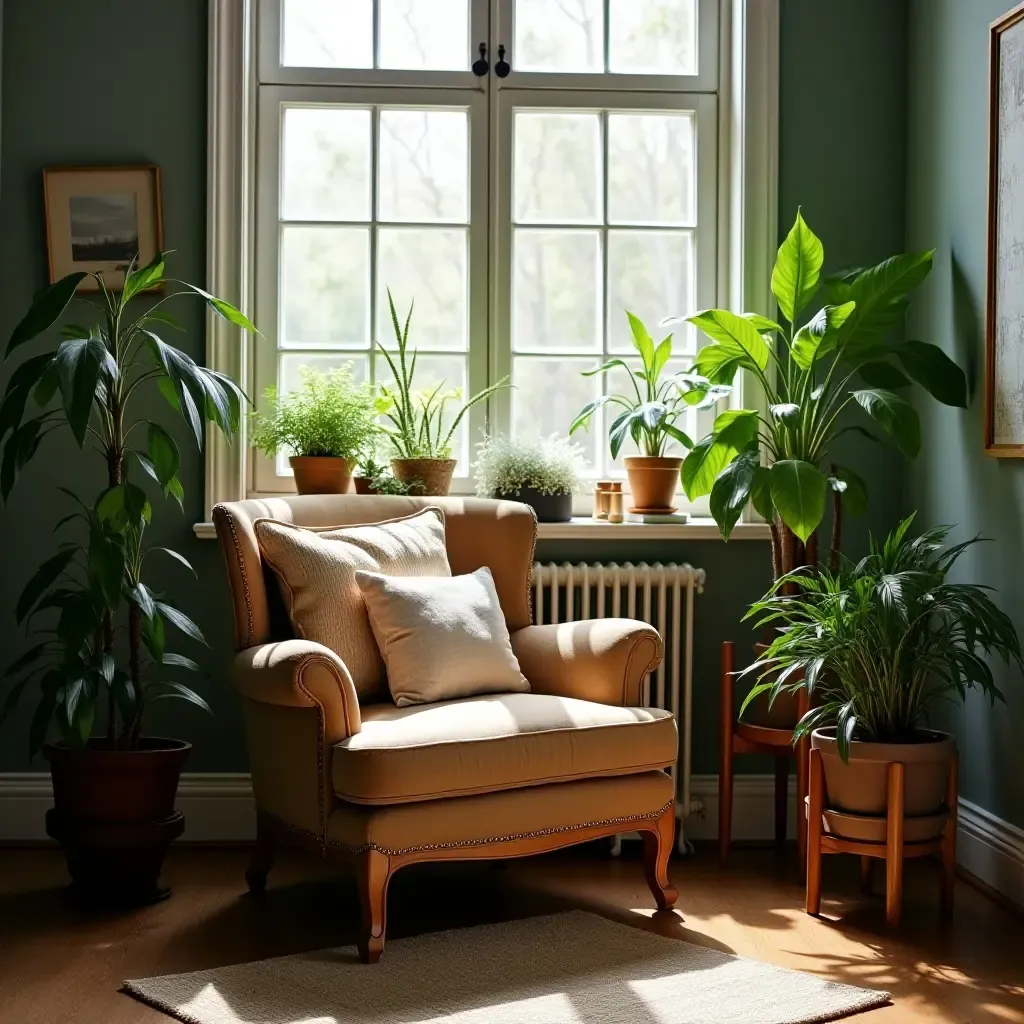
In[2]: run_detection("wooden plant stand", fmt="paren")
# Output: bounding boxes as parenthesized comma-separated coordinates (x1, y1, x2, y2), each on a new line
(805, 747, 959, 928)
(719, 641, 810, 874)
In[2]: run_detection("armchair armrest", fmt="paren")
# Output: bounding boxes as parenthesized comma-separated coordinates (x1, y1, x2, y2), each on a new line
(510, 620, 663, 708)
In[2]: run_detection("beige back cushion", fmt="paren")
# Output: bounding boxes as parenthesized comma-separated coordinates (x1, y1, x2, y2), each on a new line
(355, 566, 530, 707)
(253, 507, 451, 699)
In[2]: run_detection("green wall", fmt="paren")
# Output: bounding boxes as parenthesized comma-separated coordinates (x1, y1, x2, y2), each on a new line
(0, 0, 909, 776)
(907, 0, 1024, 829)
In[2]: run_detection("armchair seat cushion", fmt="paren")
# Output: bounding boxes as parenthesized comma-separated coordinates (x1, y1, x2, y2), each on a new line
(331, 693, 677, 805)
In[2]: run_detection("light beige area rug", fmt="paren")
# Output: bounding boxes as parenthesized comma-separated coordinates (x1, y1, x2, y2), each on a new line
(124, 910, 890, 1024)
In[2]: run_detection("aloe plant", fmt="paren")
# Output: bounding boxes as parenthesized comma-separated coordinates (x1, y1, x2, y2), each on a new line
(0, 252, 257, 753)
(679, 210, 967, 575)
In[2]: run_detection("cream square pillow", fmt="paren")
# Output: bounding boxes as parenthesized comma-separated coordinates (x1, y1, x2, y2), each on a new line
(355, 566, 530, 707)
(254, 507, 451, 699)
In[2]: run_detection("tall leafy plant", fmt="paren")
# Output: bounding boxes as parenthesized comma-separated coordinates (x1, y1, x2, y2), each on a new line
(679, 210, 967, 575)
(0, 253, 257, 753)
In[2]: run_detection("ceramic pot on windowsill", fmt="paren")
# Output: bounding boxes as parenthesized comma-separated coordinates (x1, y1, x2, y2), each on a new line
(391, 458, 456, 496)
(623, 455, 683, 513)
(493, 486, 573, 523)
(289, 456, 354, 495)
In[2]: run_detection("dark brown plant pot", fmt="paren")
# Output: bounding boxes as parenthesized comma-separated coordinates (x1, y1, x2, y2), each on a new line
(289, 456, 354, 495)
(353, 476, 378, 495)
(43, 738, 191, 905)
(739, 641, 803, 729)
(624, 456, 683, 512)
(493, 487, 573, 523)
(391, 458, 456, 496)
(811, 727, 956, 842)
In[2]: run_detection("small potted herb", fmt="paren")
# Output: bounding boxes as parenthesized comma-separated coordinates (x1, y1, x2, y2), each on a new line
(353, 455, 413, 496)
(742, 515, 1023, 842)
(474, 434, 587, 522)
(251, 365, 379, 495)
(378, 291, 510, 495)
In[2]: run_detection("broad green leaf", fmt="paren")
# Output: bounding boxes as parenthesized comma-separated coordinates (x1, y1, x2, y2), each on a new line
(831, 465, 868, 517)
(742, 313, 786, 336)
(710, 446, 760, 540)
(652, 335, 672, 382)
(769, 402, 800, 423)
(894, 341, 968, 408)
(691, 344, 743, 385)
(148, 546, 196, 576)
(625, 311, 655, 368)
(852, 388, 921, 458)
(858, 361, 912, 389)
(681, 410, 759, 500)
(6, 272, 87, 356)
(162, 652, 202, 673)
(769, 459, 827, 542)
(771, 210, 824, 322)
(64, 676, 85, 725)
(131, 582, 156, 620)
(662, 422, 694, 449)
(120, 251, 166, 306)
(53, 335, 113, 446)
(155, 601, 206, 645)
(570, 395, 618, 435)
(1, 416, 53, 500)
(147, 422, 180, 492)
(175, 280, 259, 334)
(16, 548, 77, 624)
(0, 354, 53, 444)
(750, 465, 775, 521)
(150, 681, 212, 714)
(687, 309, 770, 371)
(145, 331, 205, 446)
(142, 612, 166, 664)
(89, 528, 126, 609)
(791, 301, 856, 370)
(95, 481, 150, 533)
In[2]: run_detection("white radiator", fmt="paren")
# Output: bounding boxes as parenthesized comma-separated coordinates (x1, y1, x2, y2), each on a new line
(531, 561, 706, 852)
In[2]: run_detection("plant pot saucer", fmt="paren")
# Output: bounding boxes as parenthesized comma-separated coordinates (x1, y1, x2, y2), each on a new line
(627, 506, 679, 515)
(804, 796, 948, 844)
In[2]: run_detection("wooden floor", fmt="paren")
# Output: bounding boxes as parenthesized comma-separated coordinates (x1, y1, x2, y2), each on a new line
(0, 843, 1021, 1024)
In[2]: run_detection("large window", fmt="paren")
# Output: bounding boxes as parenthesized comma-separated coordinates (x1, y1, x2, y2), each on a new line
(251, 0, 722, 497)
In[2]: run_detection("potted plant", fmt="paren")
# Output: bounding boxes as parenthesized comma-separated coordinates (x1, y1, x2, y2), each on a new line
(353, 455, 413, 496)
(741, 515, 1023, 841)
(251, 365, 379, 495)
(678, 209, 968, 573)
(569, 311, 722, 513)
(0, 252, 257, 903)
(377, 291, 510, 496)
(474, 433, 587, 522)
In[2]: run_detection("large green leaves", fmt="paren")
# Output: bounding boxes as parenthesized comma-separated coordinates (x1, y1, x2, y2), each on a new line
(791, 301, 856, 370)
(709, 446, 760, 540)
(771, 210, 824, 323)
(894, 341, 967, 408)
(16, 548, 78, 624)
(852, 388, 921, 458)
(53, 335, 115, 445)
(687, 309, 771, 372)
(0, 354, 53, 445)
(681, 409, 759, 500)
(121, 251, 166, 307)
(6, 272, 87, 356)
(770, 460, 827, 542)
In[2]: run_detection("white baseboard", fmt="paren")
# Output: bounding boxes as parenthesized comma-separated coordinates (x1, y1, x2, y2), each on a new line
(2, 772, 1021, 909)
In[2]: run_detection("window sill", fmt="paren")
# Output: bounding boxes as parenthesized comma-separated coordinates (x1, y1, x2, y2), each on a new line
(192, 516, 771, 542)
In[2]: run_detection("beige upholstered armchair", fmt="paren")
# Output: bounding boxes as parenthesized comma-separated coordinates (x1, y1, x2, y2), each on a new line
(214, 495, 678, 962)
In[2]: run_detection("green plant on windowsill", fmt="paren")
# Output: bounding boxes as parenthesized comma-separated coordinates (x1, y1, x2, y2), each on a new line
(678, 209, 968, 576)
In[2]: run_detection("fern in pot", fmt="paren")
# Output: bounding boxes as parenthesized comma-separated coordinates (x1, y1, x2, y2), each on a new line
(474, 433, 587, 522)
(251, 365, 379, 495)
(741, 515, 1023, 842)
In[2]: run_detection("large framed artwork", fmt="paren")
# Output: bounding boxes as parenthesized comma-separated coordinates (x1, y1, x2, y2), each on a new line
(43, 165, 163, 293)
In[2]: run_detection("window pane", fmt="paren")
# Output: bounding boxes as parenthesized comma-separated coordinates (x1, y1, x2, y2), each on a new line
(607, 113, 695, 226)
(281, 227, 369, 348)
(609, 0, 698, 75)
(379, 0, 469, 71)
(378, 110, 469, 223)
(514, 112, 602, 225)
(377, 228, 468, 350)
(514, 0, 604, 73)
(512, 356, 600, 467)
(281, 107, 371, 222)
(513, 230, 601, 351)
(282, 0, 372, 69)
(375, 353, 469, 470)
(607, 230, 694, 352)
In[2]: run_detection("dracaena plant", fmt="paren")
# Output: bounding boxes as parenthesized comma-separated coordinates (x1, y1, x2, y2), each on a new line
(679, 210, 968, 575)
(0, 252, 257, 754)
(569, 311, 728, 459)
(739, 515, 1023, 762)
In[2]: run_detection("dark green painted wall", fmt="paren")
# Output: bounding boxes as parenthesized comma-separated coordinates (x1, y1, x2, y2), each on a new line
(1, 0, 909, 776)
(906, 0, 1024, 829)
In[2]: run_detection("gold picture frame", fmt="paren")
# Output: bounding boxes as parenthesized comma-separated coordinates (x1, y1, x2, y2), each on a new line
(43, 165, 164, 293)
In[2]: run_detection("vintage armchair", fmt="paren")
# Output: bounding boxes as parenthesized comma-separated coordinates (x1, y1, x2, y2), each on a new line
(213, 495, 678, 962)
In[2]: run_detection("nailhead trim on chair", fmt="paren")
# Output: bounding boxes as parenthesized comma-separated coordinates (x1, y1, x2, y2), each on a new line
(265, 799, 674, 858)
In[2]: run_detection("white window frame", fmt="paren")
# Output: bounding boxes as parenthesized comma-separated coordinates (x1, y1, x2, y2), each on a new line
(198, 0, 778, 527)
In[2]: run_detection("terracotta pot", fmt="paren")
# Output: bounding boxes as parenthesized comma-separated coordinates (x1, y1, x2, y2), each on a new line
(624, 456, 683, 512)
(811, 727, 956, 841)
(289, 456, 353, 495)
(353, 475, 377, 495)
(44, 738, 191, 905)
(391, 458, 456, 496)
(740, 641, 803, 729)
(493, 487, 572, 523)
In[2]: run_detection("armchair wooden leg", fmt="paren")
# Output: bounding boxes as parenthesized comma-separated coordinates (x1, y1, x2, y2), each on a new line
(886, 762, 905, 929)
(356, 848, 391, 964)
(805, 748, 824, 917)
(774, 756, 789, 848)
(719, 641, 735, 867)
(796, 690, 811, 882)
(245, 815, 278, 893)
(941, 753, 959, 921)
(641, 803, 679, 911)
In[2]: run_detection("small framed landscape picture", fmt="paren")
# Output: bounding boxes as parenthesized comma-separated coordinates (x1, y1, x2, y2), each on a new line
(43, 165, 163, 292)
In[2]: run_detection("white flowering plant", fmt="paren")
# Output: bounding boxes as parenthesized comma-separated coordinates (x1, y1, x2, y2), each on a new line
(474, 434, 589, 497)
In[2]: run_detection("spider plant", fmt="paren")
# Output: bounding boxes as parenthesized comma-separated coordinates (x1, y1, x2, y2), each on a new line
(740, 515, 1023, 761)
